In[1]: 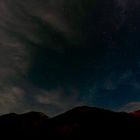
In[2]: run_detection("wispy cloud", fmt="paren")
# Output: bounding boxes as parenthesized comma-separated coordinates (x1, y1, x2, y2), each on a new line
(35, 87, 84, 115)
(0, 87, 24, 114)
(119, 102, 140, 112)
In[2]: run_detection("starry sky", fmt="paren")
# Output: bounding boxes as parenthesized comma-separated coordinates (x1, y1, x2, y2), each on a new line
(0, 0, 140, 116)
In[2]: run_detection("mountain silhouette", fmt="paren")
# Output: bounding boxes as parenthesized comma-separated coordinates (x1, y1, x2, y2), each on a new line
(0, 106, 140, 139)
(130, 110, 140, 117)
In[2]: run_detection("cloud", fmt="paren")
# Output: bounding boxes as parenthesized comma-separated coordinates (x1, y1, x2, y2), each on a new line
(103, 71, 133, 90)
(35, 87, 84, 115)
(119, 102, 140, 112)
(0, 86, 24, 114)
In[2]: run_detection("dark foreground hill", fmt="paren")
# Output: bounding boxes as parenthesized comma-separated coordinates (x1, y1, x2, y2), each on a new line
(0, 106, 140, 139)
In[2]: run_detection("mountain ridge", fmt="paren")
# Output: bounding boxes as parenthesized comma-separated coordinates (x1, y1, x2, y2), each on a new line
(0, 106, 140, 139)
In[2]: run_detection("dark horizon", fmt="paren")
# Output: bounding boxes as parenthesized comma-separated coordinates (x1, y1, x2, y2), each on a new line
(0, 106, 140, 139)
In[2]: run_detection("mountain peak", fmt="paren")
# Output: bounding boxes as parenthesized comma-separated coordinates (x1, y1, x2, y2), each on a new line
(21, 111, 48, 119)
(73, 106, 109, 112)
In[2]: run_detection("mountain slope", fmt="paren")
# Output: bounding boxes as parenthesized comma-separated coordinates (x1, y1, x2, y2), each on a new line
(0, 106, 140, 139)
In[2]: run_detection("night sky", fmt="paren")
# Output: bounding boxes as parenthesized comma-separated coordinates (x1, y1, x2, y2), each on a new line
(0, 0, 140, 116)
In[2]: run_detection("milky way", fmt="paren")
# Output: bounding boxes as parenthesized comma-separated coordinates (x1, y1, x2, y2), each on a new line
(0, 0, 140, 116)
